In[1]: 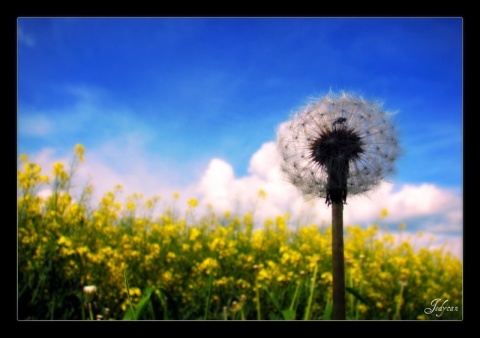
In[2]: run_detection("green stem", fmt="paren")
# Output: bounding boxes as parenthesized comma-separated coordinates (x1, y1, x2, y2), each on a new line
(204, 270, 213, 320)
(255, 274, 261, 320)
(88, 302, 94, 320)
(394, 283, 405, 320)
(124, 268, 136, 320)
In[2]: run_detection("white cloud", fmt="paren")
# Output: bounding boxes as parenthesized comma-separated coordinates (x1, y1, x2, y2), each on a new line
(197, 158, 236, 212)
(194, 142, 462, 231)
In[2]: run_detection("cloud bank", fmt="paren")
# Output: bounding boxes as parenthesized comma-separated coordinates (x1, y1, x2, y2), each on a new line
(28, 140, 463, 259)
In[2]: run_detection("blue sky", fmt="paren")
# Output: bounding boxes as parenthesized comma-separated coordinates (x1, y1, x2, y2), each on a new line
(17, 17, 463, 257)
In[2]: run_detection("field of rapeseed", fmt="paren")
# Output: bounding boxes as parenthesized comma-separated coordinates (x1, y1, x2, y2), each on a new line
(17, 145, 462, 320)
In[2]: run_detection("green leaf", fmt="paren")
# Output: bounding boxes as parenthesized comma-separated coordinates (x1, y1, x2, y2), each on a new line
(265, 287, 296, 320)
(123, 286, 156, 320)
(281, 309, 296, 320)
(123, 307, 136, 320)
(345, 287, 368, 304)
(265, 288, 282, 312)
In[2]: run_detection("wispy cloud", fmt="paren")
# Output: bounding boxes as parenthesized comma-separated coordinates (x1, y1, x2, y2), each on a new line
(18, 27, 35, 47)
(18, 113, 52, 137)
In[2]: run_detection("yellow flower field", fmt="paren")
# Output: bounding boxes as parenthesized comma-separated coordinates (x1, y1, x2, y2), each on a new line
(17, 146, 462, 320)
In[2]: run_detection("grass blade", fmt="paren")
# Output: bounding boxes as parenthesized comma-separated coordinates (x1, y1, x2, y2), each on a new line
(345, 286, 367, 304)
(123, 268, 136, 320)
(303, 264, 318, 320)
(323, 298, 333, 320)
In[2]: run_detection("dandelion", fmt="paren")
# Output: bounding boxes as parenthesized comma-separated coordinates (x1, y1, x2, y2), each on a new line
(276, 91, 401, 319)
(277, 91, 400, 204)
(83, 285, 97, 295)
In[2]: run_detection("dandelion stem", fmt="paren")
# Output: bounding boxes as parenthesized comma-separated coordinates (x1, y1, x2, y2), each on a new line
(88, 302, 94, 321)
(332, 201, 346, 320)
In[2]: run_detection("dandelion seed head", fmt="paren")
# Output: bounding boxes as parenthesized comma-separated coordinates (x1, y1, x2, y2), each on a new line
(276, 91, 401, 204)
(83, 285, 97, 295)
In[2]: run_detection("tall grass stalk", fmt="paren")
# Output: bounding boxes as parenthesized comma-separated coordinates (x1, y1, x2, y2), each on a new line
(204, 270, 214, 320)
(254, 271, 261, 320)
(289, 280, 302, 311)
(393, 282, 407, 320)
(304, 264, 318, 320)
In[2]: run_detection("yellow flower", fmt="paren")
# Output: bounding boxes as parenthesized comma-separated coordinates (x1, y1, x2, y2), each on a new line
(257, 189, 267, 200)
(252, 230, 265, 250)
(193, 242, 202, 252)
(74, 144, 85, 162)
(166, 252, 176, 262)
(57, 236, 72, 247)
(321, 272, 332, 283)
(52, 162, 65, 176)
(379, 208, 389, 219)
(77, 246, 89, 255)
(129, 287, 142, 297)
(187, 198, 198, 208)
(198, 258, 219, 275)
(19, 153, 29, 163)
(126, 201, 136, 211)
(189, 228, 201, 242)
